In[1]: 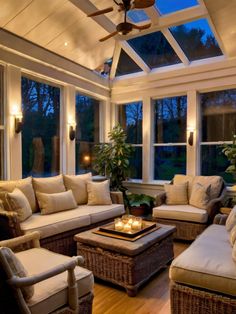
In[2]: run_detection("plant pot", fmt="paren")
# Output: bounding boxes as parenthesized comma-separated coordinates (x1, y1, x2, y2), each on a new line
(130, 205, 147, 217)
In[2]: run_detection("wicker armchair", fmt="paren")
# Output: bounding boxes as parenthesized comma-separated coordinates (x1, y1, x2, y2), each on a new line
(153, 175, 226, 240)
(0, 232, 94, 314)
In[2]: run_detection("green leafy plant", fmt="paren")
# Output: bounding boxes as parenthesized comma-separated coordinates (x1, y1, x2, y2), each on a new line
(222, 134, 236, 179)
(127, 193, 155, 208)
(93, 124, 134, 192)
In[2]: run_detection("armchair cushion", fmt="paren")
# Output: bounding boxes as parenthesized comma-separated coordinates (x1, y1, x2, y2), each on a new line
(16, 248, 93, 314)
(7, 188, 32, 222)
(36, 190, 77, 215)
(153, 204, 208, 223)
(64, 173, 92, 205)
(230, 225, 236, 246)
(33, 175, 66, 194)
(226, 206, 236, 231)
(164, 183, 188, 205)
(189, 183, 211, 209)
(87, 180, 112, 205)
(0, 247, 34, 300)
(173, 174, 194, 199)
(0, 177, 37, 213)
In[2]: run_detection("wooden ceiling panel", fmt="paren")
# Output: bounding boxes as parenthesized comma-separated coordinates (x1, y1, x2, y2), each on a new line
(25, 1, 83, 46)
(0, 0, 32, 27)
(4, 0, 66, 36)
(89, 0, 123, 25)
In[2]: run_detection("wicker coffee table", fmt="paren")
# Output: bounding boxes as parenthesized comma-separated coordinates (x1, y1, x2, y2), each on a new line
(74, 223, 176, 296)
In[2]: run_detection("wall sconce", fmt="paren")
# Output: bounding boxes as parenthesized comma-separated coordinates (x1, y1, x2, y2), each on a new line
(14, 112, 23, 133)
(187, 127, 195, 146)
(68, 122, 76, 141)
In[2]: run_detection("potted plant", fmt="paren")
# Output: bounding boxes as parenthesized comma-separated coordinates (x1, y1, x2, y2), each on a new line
(127, 193, 155, 217)
(93, 124, 134, 194)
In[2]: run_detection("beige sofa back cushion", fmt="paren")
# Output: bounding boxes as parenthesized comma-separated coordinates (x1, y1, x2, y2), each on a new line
(226, 206, 236, 232)
(87, 180, 112, 205)
(189, 183, 211, 210)
(173, 175, 194, 199)
(164, 183, 188, 205)
(33, 175, 66, 194)
(192, 176, 223, 200)
(7, 188, 32, 222)
(36, 190, 77, 215)
(63, 173, 92, 205)
(0, 177, 37, 213)
(230, 225, 236, 247)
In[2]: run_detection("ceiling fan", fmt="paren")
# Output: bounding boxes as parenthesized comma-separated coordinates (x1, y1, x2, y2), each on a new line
(87, 0, 155, 42)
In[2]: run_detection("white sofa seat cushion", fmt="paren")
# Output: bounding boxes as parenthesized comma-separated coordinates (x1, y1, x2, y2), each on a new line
(16, 248, 94, 314)
(170, 224, 236, 296)
(20, 208, 91, 239)
(78, 204, 125, 224)
(153, 204, 208, 223)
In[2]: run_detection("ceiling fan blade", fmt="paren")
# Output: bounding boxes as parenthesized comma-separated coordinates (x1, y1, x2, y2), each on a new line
(132, 23, 151, 30)
(134, 0, 155, 9)
(99, 31, 119, 42)
(87, 7, 113, 17)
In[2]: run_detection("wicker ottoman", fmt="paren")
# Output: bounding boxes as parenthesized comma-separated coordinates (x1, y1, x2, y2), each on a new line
(74, 223, 175, 296)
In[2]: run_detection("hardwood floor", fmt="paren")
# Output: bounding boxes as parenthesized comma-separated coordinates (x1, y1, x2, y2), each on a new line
(92, 242, 188, 314)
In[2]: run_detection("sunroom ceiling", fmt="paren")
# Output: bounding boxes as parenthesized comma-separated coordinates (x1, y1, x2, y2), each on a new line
(0, 0, 235, 79)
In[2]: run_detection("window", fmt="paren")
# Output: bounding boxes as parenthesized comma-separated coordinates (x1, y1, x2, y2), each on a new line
(118, 102, 143, 179)
(116, 49, 142, 77)
(21, 77, 60, 177)
(170, 19, 222, 61)
(75, 93, 100, 174)
(0, 65, 4, 179)
(200, 89, 236, 183)
(128, 31, 181, 69)
(127, 10, 149, 23)
(155, 0, 198, 15)
(153, 96, 187, 180)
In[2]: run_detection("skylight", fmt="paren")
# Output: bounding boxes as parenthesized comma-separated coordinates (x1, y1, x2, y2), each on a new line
(127, 10, 149, 23)
(155, 0, 199, 15)
(116, 49, 142, 77)
(170, 19, 223, 61)
(128, 31, 181, 69)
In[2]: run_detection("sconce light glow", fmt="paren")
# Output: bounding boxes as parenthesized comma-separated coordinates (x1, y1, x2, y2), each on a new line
(12, 105, 23, 133)
(187, 127, 195, 146)
(68, 120, 76, 141)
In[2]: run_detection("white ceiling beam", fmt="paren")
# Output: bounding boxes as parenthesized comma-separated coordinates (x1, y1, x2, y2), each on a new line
(110, 42, 121, 80)
(69, 0, 117, 34)
(120, 41, 151, 73)
(121, 5, 208, 41)
(162, 29, 189, 66)
(144, 6, 160, 24)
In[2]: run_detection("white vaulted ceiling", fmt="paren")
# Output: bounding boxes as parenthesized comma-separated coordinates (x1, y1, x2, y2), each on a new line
(0, 0, 235, 76)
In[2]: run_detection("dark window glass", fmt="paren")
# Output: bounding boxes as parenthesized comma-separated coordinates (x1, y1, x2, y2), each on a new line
(75, 94, 99, 174)
(118, 102, 143, 144)
(128, 31, 181, 69)
(129, 147, 142, 180)
(201, 145, 234, 184)
(154, 146, 186, 180)
(155, 0, 198, 15)
(21, 77, 60, 178)
(116, 49, 142, 76)
(154, 96, 187, 143)
(170, 19, 222, 61)
(127, 10, 149, 23)
(201, 89, 236, 142)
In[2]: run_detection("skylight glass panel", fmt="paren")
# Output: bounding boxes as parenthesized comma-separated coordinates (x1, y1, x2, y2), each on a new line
(128, 31, 181, 69)
(155, 0, 199, 15)
(127, 10, 149, 23)
(116, 49, 142, 77)
(170, 19, 223, 61)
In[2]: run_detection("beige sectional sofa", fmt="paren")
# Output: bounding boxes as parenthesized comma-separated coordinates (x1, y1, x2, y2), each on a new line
(169, 207, 236, 314)
(0, 174, 125, 256)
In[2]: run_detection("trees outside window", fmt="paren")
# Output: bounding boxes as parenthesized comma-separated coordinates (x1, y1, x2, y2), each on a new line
(21, 77, 60, 177)
(118, 102, 143, 179)
(153, 96, 187, 180)
(75, 93, 100, 174)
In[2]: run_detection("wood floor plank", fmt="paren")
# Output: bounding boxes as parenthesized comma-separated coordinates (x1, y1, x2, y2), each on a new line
(92, 242, 188, 314)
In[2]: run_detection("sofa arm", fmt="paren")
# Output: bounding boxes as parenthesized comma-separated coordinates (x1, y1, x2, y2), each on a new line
(110, 191, 124, 204)
(0, 210, 23, 240)
(213, 213, 228, 225)
(0, 231, 41, 249)
(206, 188, 226, 222)
(155, 192, 166, 207)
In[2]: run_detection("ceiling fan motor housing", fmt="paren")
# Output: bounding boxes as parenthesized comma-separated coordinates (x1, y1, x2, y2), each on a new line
(117, 22, 133, 35)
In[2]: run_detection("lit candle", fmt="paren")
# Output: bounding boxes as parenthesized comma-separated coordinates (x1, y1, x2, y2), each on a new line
(114, 218, 124, 231)
(123, 223, 132, 232)
(132, 218, 142, 231)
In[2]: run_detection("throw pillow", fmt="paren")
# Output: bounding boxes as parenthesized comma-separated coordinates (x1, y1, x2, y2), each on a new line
(164, 183, 188, 205)
(33, 175, 66, 194)
(173, 174, 194, 199)
(232, 241, 236, 263)
(0, 247, 34, 300)
(63, 173, 92, 205)
(87, 180, 112, 205)
(7, 188, 32, 222)
(36, 190, 77, 215)
(189, 183, 211, 209)
(226, 206, 236, 232)
(0, 177, 37, 213)
(230, 224, 236, 247)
